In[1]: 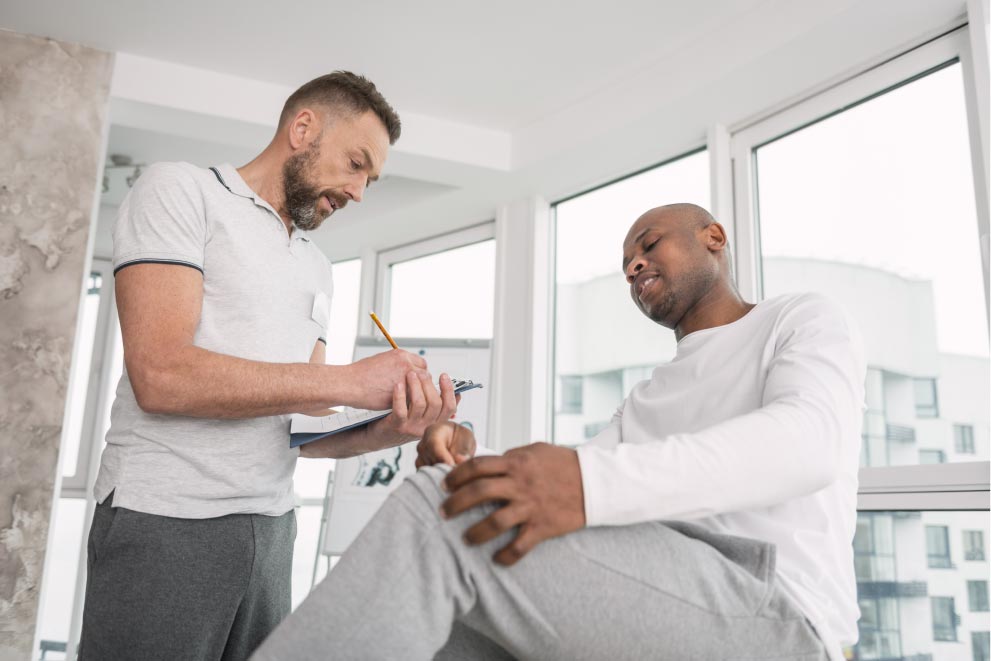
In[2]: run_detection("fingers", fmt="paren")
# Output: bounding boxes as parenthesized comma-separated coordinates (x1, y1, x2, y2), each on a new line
(391, 379, 408, 422)
(450, 423, 476, 463)
(463, 503, 528, 545)
(417, 423, 456, 467)
(439, 373, 457, 421)
(441, 475, 514, 518)
(419, 372, 442, 422)
(494, 524, 541, 566)
(405, 371, 426, 420)
(444, 456, 508, 492)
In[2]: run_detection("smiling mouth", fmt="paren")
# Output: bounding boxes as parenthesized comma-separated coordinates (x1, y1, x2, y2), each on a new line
(636, 275, 658, 300)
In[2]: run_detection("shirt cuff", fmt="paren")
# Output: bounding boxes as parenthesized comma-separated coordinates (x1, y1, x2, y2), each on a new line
(576, 444, 616, 527)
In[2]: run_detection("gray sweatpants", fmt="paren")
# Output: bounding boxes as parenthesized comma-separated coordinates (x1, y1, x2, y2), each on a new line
(79, 494, 295, 661)
(253, 466, 828, 661)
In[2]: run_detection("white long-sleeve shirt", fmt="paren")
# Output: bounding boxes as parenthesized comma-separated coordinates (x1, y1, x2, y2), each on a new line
(576, 293, 866, 660)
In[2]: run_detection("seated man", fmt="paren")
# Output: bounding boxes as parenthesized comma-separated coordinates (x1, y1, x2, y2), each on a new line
(253, 203, 865, 661)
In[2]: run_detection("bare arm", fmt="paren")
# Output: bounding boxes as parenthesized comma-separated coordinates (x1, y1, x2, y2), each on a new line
(118, 263, 425, 418)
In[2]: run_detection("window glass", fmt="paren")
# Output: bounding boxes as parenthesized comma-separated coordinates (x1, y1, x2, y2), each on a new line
(326, 258, 362, 365)
(35, 498, 86, 654)
(974, 631, 991, 661)
(388, 239, 496, 339)
(919, 450, 946, 464)
(61, 273, 103, 477)
(969, 581, 990, 612)
(928, 525, 953, 568)
(932, 597, 959, 642)
(754, 62, 988, 467)
(851, 511, 989, 660)
(956, 424, 977, 454)
(552, 150, 710, 443)
(965, 531, 987, 562)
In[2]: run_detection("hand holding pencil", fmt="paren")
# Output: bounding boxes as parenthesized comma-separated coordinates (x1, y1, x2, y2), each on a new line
(345, 316, 427, 410)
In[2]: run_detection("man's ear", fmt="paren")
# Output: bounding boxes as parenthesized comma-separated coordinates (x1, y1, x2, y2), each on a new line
(287, 108, 317, 151)
(706, 222, 729, 252)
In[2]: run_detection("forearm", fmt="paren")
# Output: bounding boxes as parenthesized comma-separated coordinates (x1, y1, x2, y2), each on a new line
(300, 425, 380, 459)
(577, 398, 849, 526)
(129, 344, 359, 418)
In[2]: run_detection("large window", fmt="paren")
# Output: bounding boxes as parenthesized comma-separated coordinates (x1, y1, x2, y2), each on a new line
(37, 260, 120, 660)
(733, 27, 989, 661)
(853, 511, 990, 659)
(379, 224, 496, 340)
(290, 256, 364, 608)
(748, 59, 988, 469)
(551, 150, 710, 443)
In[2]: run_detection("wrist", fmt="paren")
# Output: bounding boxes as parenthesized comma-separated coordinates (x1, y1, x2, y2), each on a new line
(320, 363, 361, 409)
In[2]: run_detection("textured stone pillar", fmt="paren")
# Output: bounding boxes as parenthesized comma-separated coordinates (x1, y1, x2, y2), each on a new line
(0, 30, 112, 659)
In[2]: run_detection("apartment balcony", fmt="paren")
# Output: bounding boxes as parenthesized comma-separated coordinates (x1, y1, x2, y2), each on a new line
(857, 580, 929, 599)
(885, 424, 916, 443)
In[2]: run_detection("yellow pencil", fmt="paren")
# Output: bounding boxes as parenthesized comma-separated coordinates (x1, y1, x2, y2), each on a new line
(369, 311, 398, 350)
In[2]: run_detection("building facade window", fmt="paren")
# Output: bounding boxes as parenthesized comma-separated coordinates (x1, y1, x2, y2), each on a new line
(558, 376, 583, 414)
(969, 581, 990, 612)
(913, 378, 940, 419)
(973, 631, 991, 661)
(926, 526, 953, 569)
(857, 597, 902, 660)
(955, 424, 976, 454)
(931, 597, 959, 642)
(965, 530, 987, 561)
(919, 449, 946, 464)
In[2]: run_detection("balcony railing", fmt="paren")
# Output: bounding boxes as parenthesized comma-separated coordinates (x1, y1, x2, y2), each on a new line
(885, 424, 916, 443)
(857, 580, 929, 599)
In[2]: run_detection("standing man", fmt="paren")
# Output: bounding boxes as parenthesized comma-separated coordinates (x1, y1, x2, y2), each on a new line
(255, 203, 865, 660)
(79, 72, 459, 661)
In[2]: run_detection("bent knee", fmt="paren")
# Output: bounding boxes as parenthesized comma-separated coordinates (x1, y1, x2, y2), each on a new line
(389, 464, 452, 518)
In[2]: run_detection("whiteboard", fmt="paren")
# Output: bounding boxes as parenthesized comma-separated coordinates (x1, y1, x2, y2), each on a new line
(321, 336, 490, 556)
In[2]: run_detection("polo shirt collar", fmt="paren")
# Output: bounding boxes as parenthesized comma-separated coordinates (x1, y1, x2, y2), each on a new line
(212, 163, 310, 241)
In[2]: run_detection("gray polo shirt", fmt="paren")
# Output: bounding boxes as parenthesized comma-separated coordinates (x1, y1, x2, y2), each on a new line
(95, 162, 334, 518)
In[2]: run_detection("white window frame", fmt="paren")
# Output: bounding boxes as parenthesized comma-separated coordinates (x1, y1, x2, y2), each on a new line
(546, 146, 709, 443)
(60, 257, 116, 497)
(730, 26, 989, 306)
(728, 26, 991, 512)
(373, 221, 496, 330)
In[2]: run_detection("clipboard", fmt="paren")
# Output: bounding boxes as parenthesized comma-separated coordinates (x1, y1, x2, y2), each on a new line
(289, 379, 482, 448)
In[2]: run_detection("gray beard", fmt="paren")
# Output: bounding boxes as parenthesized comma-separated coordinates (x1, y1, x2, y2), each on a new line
(282, 144, 326, 231)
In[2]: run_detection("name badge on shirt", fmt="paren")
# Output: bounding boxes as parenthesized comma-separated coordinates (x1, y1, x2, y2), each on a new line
(311, 292, 329, 331)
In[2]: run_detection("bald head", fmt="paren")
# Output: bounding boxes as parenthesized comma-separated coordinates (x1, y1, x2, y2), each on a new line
(622, 203, 736, 330)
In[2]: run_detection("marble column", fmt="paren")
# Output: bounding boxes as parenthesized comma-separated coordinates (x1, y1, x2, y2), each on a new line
(0, 30, 112, 659)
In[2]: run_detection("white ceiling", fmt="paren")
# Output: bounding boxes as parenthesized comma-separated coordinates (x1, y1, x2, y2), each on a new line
(2, 0, 770, 130)
(1, 0, 970, 260)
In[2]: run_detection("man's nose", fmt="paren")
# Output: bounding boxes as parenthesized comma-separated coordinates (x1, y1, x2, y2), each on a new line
(345, 179, 366, 203)
(626, 258, 645, 283)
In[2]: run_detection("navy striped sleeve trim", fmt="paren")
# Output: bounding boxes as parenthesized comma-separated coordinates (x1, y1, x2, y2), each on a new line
(114, 259, 204, 276)
(317, 337, 327, 345)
